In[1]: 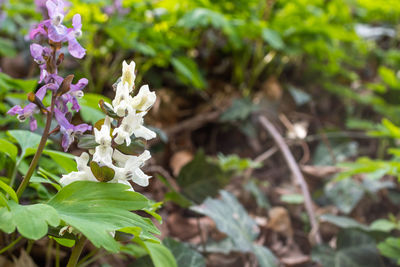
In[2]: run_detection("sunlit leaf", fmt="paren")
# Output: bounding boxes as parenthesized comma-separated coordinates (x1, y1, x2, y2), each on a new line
(47, 181, 160, 252)
(0, 201, 59, 240)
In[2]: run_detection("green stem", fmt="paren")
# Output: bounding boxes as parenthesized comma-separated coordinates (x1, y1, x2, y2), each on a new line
(16, 94, 55, 199)
(9, 155, 24, 190)
(0, 236, 22, 254)
(66, 236, 87, 267)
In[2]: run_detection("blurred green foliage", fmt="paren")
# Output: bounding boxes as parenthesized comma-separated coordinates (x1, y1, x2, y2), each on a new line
(1, 0, 398, 102)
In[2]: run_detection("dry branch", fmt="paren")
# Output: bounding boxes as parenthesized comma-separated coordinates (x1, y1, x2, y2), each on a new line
(258, 115, 322, 244)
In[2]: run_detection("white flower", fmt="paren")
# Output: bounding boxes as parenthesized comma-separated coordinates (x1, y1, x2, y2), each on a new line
(130, 84, 156, 112)
(112, 82, 132, 117)
(113, 150, 152, 187)
(121, 60, 136, 92)
(93, 117, 113, 166)
(112, 113, 156, 145)
(60, 152, 97, 185)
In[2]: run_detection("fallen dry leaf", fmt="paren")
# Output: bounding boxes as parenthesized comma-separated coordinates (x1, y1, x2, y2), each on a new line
(170, 150, 194, 176)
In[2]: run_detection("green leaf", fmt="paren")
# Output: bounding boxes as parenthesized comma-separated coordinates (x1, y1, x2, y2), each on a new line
(171, 57, 206, 89)
(0, 139, 18, 161)
(0, 180, 18, 203)
(43, 150, 76, 173)
(177, 151, 229, 203)
(191, 190, 259, 251)
(177, 8, 228, 29)
(280, 194, 304, 204)
(262, 28, 285, 50)
(0, 200, 60, 240)
(217, 154, 261, 173)
(312, 229, 383, 267)
(378, 66, 400, 89)
(253, 244, 278, 267)
(47, 181, 160, 252)
(50, 236, 75, 248)
(0, 38, 17, 57)
(378, 237, 400, 264)
(163, 238, 206, 267)
(145, 241, 177, 267)
(369, 219, 397, 232)
(0, 72, 37, 94)
(79, 93, 112, 124)
(7, 130, 42, 156)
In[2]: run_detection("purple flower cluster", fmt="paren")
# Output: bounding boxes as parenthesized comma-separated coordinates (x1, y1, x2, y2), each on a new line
(7, 0, 91, 151)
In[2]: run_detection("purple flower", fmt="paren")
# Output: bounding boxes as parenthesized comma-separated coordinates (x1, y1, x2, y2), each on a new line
(29, 21, 49, 40)
(66, 14, 85, 58)
(7, 83, 49, 131)
(57, 77, 88, 112)
(54, 107, 91, 151)
(29, 1, 85, 59)
(30, 44, 52, 83)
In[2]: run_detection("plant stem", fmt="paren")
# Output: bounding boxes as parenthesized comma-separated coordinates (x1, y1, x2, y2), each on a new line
(0, 236, 22, 254)
(66, 236, 87, 267)
(16, 94, 55, 199)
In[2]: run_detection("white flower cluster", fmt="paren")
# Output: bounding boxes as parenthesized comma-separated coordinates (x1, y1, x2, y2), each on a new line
(60, 61, 156, 191)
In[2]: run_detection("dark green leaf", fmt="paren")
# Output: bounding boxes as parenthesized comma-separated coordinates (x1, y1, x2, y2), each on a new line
(163, 238, 206, 267)
(177, 151, 229, 203)
(312, 229, 383, 267)
(253, 244, 278, 267)
(77, 134, 98, 149)
(220, 98, 259, 122)
(116, 138, 146, 155)
(90, 161, 116, 182)
(324, 179, 364, 214)
(191, 190, 259, 251)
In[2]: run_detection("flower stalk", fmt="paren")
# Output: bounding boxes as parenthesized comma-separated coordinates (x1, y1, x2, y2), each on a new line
(16, 93, 55, 198)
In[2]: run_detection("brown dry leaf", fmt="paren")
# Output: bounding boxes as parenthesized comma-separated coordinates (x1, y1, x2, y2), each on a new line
(13, 250, 37, 267)
(170, 150, 194, 176)
(0, 255, 14, 267)
(300, 165, 343, 179)
(261, 76, 283, 101)
(267, 207, 293, 239)
(280, 253, 310, 266)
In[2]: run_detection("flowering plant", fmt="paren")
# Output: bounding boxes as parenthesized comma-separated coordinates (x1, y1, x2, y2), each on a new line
(0, 1, 175, 266)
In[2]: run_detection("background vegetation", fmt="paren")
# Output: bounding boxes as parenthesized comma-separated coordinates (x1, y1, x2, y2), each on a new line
(1, 0, 400, 266)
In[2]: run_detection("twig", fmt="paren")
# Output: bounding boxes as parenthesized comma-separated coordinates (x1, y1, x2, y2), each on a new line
(243, 146, 278, 182)
(165, 110, 221, 136)
(146, 165, 180, 192)
(258, 115, 321, 244)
